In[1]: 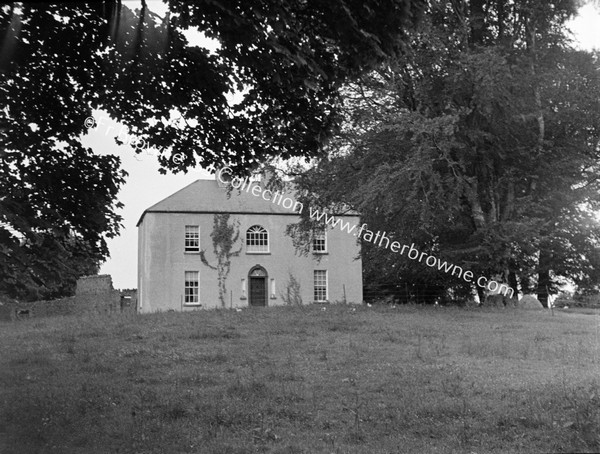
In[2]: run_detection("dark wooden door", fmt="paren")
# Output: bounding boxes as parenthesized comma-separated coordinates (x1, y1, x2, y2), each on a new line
(249, 277, 266, 306)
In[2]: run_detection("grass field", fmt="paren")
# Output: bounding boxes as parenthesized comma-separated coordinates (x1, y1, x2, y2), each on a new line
(0, 304, 599, 453)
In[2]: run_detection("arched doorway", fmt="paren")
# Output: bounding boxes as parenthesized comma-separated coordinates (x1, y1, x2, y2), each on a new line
(248, 265, 268, 307)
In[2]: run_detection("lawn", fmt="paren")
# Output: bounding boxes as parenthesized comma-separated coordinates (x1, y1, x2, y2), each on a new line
(0, 304, 598, 453)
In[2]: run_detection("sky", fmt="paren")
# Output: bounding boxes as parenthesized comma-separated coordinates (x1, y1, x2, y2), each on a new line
(91, 2, 600, 289)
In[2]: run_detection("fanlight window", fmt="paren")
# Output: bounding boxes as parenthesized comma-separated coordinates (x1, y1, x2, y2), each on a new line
(250, 267, 267, 277)
(246, 225, 269, 253)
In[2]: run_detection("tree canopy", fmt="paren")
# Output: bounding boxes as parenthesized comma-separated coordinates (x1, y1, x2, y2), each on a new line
(289, 0, 600, 305)
(0, 0, 425, 300)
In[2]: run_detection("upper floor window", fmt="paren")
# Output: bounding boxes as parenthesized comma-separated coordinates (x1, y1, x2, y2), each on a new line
(185, 225, 199, 252)
(312, 231, 327, 253)
(246, 225, 269, 253)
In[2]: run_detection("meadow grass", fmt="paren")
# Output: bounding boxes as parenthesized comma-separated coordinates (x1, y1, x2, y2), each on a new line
(0, 304, 598, 453)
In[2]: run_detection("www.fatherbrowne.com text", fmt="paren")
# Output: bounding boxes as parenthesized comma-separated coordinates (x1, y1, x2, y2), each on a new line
(217, 167, 514, 298)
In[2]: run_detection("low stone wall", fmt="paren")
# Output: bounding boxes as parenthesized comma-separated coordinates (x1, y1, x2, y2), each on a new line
(76, 275, 114, 295)
(0, 288, 121, 321)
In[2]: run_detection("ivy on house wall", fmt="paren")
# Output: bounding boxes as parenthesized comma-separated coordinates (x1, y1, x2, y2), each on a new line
(280, 272, 303, 306)
(199, 214, 242, 307)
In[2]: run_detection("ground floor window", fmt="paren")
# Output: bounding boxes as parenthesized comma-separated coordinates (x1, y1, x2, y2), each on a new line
(314, 270, 327, 302)
(184, 271, 199, 304)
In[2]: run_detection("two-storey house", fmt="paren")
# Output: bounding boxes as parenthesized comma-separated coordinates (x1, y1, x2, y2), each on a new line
(136, 170, 362, 312)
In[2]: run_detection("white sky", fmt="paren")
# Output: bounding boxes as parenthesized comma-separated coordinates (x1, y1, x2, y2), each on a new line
(568, 3, 600, 51)
(91, 2, 600, 289)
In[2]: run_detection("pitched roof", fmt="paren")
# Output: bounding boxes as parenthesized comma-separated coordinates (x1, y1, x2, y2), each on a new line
(137, 177, 305, 226)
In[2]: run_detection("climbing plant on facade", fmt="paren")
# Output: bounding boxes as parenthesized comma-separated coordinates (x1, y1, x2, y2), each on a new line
(199, 214, 241, 307)
(281, 272, 303, 306)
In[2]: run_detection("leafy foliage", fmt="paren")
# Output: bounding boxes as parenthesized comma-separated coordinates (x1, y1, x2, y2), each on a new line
(281, 273, 303, 306)
(289, 0, 600, 304)
(0, 1, 425, 300)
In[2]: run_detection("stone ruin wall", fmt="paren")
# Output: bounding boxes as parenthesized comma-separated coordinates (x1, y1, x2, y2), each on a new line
(0, 274, 123, 320)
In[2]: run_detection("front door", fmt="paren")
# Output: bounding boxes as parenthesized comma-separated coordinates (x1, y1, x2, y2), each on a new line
(249, 266, 267, 307)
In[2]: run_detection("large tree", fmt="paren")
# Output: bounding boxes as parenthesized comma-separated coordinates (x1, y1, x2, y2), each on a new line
(0, 0, 425, 300)
(288, 0, 600, 305)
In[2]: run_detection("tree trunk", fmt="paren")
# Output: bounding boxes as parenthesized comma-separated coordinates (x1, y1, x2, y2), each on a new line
(469, 0, 486, 46)
(501, 179, 515, 221)
(497, 0, 505, 43)
(525, 14, 545, 154)
(507, 270, 519, 304)
(476, 284, 486, 306)
(467, 179, 486, 229)
(537, 248, 551, 308)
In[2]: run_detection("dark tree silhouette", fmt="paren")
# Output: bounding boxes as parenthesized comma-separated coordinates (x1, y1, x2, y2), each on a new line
(288, 0, 600, 305)
(0, 1, 425, 299)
